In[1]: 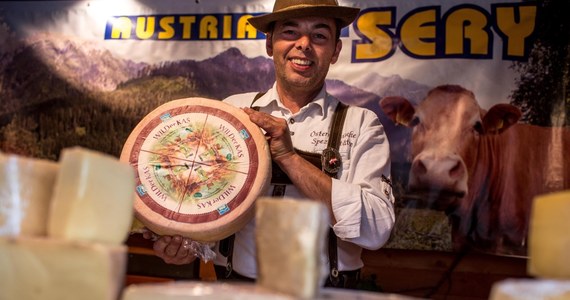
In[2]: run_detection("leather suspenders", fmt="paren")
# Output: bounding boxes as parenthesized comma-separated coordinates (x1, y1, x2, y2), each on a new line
(219, 92, 348, 282)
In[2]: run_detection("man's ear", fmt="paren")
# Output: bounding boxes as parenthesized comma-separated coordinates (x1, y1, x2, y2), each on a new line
(266, 33, 273, 57)
(331, 39, 342, 64)
(482, 103, 522, 134)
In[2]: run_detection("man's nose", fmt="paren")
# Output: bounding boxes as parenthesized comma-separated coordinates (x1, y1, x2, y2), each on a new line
(295, 35, 311, 51)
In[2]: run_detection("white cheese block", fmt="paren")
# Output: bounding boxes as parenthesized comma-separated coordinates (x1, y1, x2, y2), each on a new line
(121, 281, 413, 300)
(48, 147, 136, 245)
(120, 98, 270, 242)
(528, 190, 570, 279)
(0, 153, 58, 237)
(489, 279, 570, 300)
(122, 282, 292, 300)
(0, 236, 127, 300)
(255, 197, 329, 299)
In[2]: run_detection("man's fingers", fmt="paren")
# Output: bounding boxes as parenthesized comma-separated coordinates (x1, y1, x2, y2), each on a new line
(153, 235, 171, 254)
(165, 236, 185, 257)
(243, 108, 287, 136)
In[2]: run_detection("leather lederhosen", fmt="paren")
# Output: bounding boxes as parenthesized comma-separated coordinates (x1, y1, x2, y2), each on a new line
(218, 92, 357, 288)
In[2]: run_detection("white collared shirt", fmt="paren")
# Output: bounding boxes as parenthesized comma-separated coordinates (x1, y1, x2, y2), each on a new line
(213, 82, 395, 278)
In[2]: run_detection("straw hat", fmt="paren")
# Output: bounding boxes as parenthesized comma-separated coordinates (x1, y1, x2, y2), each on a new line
(248, 0, 360, 33)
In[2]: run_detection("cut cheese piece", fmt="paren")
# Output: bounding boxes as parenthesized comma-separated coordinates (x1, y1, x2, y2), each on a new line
(255, 197, 329, 299)
(120, 98, 271, 242)
(0, 236, 127, 300)
(48, 147, 136, 245)
(528, 190, 570, 279)
(122, 282, 292, 300)
(121, 281, 417, 300)
(489, 279, 570, 300)
(0, 153, 58, 237)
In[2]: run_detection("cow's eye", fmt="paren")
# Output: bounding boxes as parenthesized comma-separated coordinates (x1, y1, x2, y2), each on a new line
(409, 116, 420, 127)
(473, 121, 483, 134)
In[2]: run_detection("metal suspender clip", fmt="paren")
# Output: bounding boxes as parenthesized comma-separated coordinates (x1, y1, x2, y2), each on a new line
(330, 267, 340, 286)
(321, 147, 342, 174)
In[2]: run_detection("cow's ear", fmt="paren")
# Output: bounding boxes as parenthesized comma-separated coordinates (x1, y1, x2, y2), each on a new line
(482, 103, 522, 134)
(379, 96, 415, 127)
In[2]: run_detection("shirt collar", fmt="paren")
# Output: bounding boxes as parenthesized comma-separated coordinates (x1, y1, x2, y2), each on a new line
(253, 82, 336, 121)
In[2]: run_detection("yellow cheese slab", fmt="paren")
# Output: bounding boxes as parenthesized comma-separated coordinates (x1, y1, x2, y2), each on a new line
(0, 153, 58, 237)
(528, 190, 570, 279)
(48, 147, 136, 245)
(0, 236, 127, 300)
(255, 197, 329, 299)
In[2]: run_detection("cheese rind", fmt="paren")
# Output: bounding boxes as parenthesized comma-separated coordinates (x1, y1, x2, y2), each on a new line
(528, 190, 570, 279)
(0, 236, 127, 300)
(48, 147, 136, 245)
(0, 153, 58, 237)
(255, 197, 329, 299)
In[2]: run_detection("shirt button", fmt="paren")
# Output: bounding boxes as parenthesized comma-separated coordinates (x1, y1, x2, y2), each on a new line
(291, 131, 295, 136)
(289, 118, 295, 124)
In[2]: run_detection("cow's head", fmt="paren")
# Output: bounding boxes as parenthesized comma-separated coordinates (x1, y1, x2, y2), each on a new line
(380, 85, 521, 211)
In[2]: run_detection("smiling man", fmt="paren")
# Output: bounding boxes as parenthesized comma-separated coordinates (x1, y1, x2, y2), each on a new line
(146, 0, 395, 289)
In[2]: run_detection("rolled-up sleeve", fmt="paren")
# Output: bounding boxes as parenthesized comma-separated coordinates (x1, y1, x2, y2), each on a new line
(331, 109, 395, 250)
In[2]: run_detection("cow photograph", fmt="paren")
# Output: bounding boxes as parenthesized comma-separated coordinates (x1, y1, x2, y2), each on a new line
(380, 85, 570, 256)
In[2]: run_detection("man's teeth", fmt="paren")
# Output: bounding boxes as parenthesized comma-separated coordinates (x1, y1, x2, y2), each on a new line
(291, 58, 311, 66)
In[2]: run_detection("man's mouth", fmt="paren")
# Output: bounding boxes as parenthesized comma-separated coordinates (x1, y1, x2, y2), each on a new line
(290, 58, 312, 66)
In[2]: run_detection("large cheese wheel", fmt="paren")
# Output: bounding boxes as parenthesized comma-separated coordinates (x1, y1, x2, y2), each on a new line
(120, 98, 271, 242)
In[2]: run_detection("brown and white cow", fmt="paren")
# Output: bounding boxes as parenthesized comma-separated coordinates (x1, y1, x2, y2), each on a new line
(380, 84, 570, 255)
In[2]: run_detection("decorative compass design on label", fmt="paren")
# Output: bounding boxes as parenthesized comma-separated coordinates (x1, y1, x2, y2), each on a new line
(121, 98, 271, 241)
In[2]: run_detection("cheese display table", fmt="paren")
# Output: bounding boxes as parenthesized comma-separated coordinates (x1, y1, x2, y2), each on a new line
(121, 281, 421, 300)
(120, 98, 271, 242)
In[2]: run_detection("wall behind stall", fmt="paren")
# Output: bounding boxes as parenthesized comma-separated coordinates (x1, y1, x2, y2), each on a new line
(1, 0, 568, 298)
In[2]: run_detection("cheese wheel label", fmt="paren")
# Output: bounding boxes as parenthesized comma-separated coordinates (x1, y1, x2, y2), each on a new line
(121, 98, 270, 241)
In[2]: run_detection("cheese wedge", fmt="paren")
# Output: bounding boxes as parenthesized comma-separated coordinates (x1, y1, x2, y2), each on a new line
(0, 153, 58, 237)
(528, 190, 570, 279)
(0, 236, 127, 300)
(48, 147, 136, 245)
(255, 197, 329, 299)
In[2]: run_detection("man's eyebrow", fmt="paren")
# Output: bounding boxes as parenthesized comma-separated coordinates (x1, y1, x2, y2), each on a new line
(281, 20, 300, 28)
(280, 20, 334, 32)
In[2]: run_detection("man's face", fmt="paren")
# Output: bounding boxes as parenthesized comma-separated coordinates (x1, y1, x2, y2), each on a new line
(267, 16, 342, 93)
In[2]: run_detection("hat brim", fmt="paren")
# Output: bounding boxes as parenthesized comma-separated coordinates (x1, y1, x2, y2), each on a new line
(248, 6, 360, 33)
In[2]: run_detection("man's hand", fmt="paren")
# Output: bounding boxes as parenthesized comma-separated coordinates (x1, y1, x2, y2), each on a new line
(243, 107, 295, 162)
(142, 231, 197, 265)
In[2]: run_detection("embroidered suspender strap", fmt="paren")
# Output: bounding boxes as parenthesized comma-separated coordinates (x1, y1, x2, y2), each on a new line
(250, 91, 267, 110)
(324, 102, 348, 287)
